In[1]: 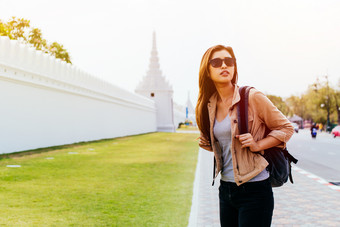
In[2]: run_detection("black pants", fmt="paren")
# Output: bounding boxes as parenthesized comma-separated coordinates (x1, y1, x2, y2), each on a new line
(219, 178, 274, 227)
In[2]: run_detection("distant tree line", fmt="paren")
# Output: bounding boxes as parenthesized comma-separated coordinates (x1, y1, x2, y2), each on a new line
(267, 78, 340, 126)
(0, 17, 71, 64)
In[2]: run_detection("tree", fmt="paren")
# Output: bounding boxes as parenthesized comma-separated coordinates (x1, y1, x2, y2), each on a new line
(0, 17, 72, 64)
(333, 86, 340, 125)
(286, 77, 340, 128)
(286, 95, 307, 120)
(49, 42, 71, 63)
(267, 95, 290, 116)
(28, 28, 47, 51)
(5, 17, 30, 40)
(304, 85, 328, 123)
(311, 76, 340, 129)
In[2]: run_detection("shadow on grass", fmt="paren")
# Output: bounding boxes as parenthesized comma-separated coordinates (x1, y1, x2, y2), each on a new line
(0, 132, 154, 160)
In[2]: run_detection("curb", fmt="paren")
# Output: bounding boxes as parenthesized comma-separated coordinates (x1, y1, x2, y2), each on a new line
(188, 149, 201, 227)
(293, 166, 340, 192)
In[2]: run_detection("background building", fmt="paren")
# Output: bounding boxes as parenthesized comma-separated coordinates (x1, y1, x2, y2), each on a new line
(135, 32, 176, 132)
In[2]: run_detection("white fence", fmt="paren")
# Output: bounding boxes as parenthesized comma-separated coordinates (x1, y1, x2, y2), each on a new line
(0, 36, 157, 154)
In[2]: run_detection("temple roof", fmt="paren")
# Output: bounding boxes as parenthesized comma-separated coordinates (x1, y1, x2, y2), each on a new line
(186, 91, 195, 114)
(135, 32, 172, 92)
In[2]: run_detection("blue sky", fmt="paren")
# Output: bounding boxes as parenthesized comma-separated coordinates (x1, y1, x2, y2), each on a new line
(1, 0, 340, 106)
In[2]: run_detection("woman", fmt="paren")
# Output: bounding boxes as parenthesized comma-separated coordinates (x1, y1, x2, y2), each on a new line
(196, 45, 294, 227)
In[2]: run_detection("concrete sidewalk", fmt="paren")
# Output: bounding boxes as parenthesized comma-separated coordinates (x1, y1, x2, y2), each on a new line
(189, 149, 340, 227)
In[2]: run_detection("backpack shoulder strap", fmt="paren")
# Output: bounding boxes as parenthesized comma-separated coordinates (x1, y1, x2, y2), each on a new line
(212, 156, 216, 186)
(282, 148, 298, 183)
(237, 86, 253, 134)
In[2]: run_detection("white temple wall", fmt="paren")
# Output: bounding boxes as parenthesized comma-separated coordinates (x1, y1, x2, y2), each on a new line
(136, 89, 176, 132)
(153, 91, 175, 132)
(173, 108, 186, 128)
(0, 36, 156, 154)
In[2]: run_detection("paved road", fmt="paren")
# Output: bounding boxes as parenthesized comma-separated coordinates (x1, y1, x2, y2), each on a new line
(189, 148, 340, 227)
(287, 129, 340, 183)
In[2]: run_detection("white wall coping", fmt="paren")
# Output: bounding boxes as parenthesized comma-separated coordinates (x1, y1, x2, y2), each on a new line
(0, 36, 155, 112)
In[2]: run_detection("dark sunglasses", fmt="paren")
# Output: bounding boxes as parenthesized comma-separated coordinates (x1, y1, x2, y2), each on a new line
(209, 57, 235, 68)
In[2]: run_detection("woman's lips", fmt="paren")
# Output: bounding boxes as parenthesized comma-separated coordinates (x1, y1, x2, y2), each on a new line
(220, 70, 229, 76)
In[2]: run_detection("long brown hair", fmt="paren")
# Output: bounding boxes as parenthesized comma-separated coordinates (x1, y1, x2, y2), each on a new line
(195, 45, 238, 141)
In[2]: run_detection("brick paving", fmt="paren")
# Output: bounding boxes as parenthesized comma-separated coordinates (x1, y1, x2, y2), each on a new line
(189, 148, 340, 227)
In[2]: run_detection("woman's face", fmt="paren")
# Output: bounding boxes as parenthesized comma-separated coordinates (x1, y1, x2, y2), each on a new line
(208, 49, 235, 85)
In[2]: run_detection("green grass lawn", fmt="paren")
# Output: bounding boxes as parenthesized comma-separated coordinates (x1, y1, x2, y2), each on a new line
(0, 132, 199, 226)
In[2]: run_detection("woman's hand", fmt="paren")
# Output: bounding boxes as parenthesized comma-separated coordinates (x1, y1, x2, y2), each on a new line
(236, 133, 261, 152)
(197, 135, 212, 151)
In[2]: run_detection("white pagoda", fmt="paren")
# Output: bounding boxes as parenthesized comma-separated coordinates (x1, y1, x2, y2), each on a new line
(135, 32, 175, 132)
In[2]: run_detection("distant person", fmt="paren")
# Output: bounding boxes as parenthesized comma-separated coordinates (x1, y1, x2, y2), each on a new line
(311, 123, 318, 138)
(319, 123, 323, 132)
(196, 45, 294, 227)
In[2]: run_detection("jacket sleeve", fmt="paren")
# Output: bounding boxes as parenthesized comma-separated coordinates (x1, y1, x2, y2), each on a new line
(251, 90, 294, 147)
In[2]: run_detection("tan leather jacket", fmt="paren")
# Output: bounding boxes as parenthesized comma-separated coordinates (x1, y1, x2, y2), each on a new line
(200, 85, 294, 186)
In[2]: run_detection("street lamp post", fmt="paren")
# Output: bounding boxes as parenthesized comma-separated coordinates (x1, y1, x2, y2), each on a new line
(325, 75, 331, 132)
(321, 102, 331, 132)
(315, 75, 332, 132)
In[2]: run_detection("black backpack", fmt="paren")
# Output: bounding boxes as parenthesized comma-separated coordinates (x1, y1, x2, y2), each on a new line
(238, 86, 298, 187)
